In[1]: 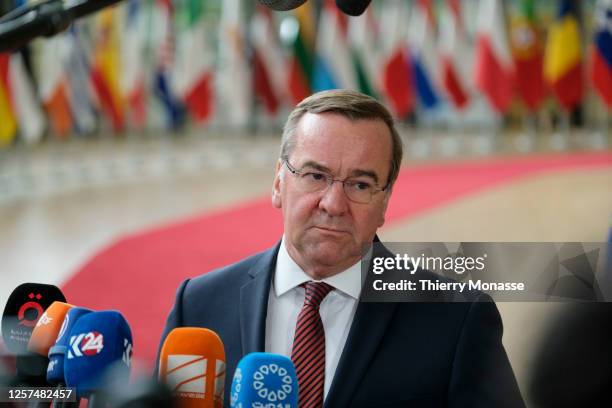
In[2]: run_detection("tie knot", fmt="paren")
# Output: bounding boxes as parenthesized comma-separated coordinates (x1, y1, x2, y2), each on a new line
(302, 281, 334, 307)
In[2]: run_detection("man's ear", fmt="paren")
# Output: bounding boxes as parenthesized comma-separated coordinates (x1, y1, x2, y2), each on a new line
(272, 160, 283, 208)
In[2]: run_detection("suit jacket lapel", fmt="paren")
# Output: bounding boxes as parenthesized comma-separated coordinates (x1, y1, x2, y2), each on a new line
(325, 237, 398, 407)
(325, 300, 398, 407)
(239, 242, 279, 355)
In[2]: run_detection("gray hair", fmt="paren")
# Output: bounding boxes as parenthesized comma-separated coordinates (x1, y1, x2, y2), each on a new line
(280, 89, 403, 189)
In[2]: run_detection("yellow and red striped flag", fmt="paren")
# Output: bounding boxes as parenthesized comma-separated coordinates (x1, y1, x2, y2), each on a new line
(543, 0, 584, 111)
(0, 54, 17, 147)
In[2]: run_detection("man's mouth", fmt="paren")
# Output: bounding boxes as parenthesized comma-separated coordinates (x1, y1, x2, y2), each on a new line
(313, 226, 349, 234)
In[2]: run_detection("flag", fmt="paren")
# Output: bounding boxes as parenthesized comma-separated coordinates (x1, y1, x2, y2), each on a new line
(439, 0, 470, 109)
(251, 5, 288, 115)
(121, 0, 148, 129)
(91, 8, 125, 132)
(312, 0, 358, 91)
(590, 0, 612, 107)
(0, 53, 18, 147)
(8, 52, 46, 143)
(379, 0, 414, 118)
(286, 3, 316, 104)
(173, 0, 215, 123)
(153, 0, 185, 130)
(66, 25, 98, 135)
(474, 0, 514, 113)
(409, 0, 441, 109)
(510, 0, 546, 111)
(38, 36, 73, 137)
(543, 0, 583, 112)
(218, 0, 251, 127)
(348, 7, 381, 97)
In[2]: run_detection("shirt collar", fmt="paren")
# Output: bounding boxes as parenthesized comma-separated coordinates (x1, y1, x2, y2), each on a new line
(274, 236, 362, 300)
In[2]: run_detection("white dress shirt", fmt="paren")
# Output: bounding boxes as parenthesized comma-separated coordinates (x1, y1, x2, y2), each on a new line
(265, 237, 362, 399)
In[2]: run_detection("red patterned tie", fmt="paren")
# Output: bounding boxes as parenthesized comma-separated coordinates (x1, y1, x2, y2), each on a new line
(291, 281, 334, 408)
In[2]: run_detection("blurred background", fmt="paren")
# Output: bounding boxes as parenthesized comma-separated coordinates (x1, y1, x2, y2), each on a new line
(0, 0, 611, 405)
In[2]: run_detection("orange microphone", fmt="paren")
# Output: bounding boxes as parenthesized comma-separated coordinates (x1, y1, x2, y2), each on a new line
(158, 327, 226, 408)
(28, 301, 74, 356)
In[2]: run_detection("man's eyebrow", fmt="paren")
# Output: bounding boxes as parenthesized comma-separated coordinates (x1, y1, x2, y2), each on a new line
(300, 161, 380, 184)
(349, 169, 379, 184)
(299, 160, 332, 173)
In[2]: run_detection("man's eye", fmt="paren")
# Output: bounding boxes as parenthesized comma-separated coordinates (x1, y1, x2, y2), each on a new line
(350, 181, 373, 191)
(304, 172, 327, 181)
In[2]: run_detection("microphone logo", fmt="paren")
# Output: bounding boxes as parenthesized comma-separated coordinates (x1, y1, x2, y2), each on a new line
(167, 354, 207, 396)
(166, 355, 225, 400)
(252, 363, 294, 402)
(35, 311, 53, 327)
(17, 293, 44, 327)
(67, 331, 104, 358)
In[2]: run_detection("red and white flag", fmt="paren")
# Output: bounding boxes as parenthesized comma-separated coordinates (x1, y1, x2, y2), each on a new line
(439, 0, 471, 110)
(474, 0, 515, 113)
(379, 0, 414, 118)
(173, 0, 215, 123)
(250, 5, 288, 115)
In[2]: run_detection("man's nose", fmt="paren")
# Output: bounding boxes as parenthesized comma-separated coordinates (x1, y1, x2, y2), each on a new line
(318, 180, 349, 215)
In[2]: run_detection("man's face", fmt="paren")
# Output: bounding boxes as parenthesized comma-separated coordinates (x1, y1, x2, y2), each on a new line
(272, 112, 394, 278)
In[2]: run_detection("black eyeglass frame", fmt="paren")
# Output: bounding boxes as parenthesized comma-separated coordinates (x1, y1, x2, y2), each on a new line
(282, 159, 390, 204)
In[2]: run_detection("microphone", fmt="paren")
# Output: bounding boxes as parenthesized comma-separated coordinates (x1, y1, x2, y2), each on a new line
(28, 301, 74, 357)
(158, 327, 226, 408)
(47, 307, 93, 386)
(63, 311, 133, 399)
(0, 0, 124, 51)
(335, 0, 372, 16)
(230, 352, 298, 408)
(258, 0, 308, 11)
(2, 283, 66, 354)
(2, 283, 66, 386)
(16, 301, 74, 386)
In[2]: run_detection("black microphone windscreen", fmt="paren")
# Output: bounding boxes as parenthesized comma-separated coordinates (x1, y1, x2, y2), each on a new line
(258, 0, 308, 11)
(1, 283, 66, 354)
(336, 0, 372, 16)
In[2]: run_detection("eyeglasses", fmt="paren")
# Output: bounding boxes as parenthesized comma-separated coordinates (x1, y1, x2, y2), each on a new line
(283, 159, 388, 204)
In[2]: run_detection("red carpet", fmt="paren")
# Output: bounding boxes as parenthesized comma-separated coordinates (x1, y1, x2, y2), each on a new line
(61, 151, 612, 365)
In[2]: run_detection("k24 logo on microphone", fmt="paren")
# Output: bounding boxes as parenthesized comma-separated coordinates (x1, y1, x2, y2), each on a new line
(67, 331, 104, 358)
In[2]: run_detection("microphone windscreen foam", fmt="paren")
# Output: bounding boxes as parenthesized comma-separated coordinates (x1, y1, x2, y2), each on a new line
(258, 0, 308, 11)
(158, 327, 226, 408)
(46, 307, 93, 385)
(63, 310, 133, 397)
(230, 353, 298, 408)
(27, 301, 73, 356)
(1, 283, 66, 353)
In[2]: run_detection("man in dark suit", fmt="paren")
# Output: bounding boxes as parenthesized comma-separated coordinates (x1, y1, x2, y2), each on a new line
(158, 90, 525, 407)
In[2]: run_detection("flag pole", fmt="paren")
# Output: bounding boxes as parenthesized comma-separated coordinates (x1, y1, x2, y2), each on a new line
(551, 109, 570, 151)
(517, 110, 537, 152)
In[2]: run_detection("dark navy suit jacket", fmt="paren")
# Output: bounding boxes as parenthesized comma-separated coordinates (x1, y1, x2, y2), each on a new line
(157, 241, 525, 407)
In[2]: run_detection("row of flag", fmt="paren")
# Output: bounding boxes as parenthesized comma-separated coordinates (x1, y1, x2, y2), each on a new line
(0, 0, 610, 148)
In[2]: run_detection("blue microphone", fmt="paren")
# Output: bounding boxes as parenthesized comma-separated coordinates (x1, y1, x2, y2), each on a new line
(46, 307, 93, 385)
(63, 310, 133, 398)
(230, 353, 298, 408)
